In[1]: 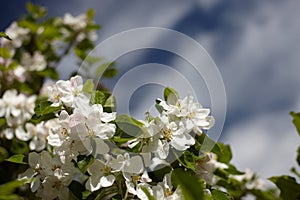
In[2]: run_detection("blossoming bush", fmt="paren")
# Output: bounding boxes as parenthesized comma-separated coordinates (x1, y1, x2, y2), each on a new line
(0, 3, 300, 200)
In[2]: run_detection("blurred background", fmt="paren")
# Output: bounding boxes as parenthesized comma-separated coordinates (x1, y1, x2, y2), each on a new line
(1, 0, 300, 180)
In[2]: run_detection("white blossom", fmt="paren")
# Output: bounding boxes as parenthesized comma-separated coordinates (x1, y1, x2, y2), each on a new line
(21, 51, 47, 71)
(85, 159, 115, 192)
(53, 75, 90, 108)
(0, 22, 29, 48)
(158, 96, 215, 135)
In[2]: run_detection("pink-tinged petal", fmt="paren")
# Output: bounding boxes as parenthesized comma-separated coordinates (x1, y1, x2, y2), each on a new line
(70, 75, 83, 90)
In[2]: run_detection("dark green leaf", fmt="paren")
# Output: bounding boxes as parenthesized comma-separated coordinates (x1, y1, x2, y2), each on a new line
(0, 32, 11, 40)
(164, 87, 179, 105)
(0, 146, 9, 163)
(269, 175, 300, 200)
(69, 181, 85, 199)
(215, 143, 232, 164)
(290, 112, 300, 136)
(10, 140, 29, 154)
(30, 113, 56, 124)
(0, 118, 6, 126)
(211, 190, 233, 200)
(297, 146, 300, 167)
(103, 68, 118, 78)
(5, 154, 27, 165)
(172, 168, 204, 200)
(34, 100, 61, 115)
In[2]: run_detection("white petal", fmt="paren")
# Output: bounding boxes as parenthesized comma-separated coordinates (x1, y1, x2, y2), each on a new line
(100, 175, 115, 187)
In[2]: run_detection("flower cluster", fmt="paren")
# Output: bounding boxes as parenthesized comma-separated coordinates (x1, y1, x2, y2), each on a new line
(0, 4, 286, 200)
(0, 89, 36, 140)
(13, 74, 217, 199)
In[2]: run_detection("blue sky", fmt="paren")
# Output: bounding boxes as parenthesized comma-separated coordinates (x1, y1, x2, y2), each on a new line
(2, 0, 300, 180)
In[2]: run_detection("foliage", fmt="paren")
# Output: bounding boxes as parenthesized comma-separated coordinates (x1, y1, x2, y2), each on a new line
(0, 3, 299, 200)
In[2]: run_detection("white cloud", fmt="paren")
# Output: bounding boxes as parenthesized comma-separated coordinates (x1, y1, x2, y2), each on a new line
(223, 110, 299, 179)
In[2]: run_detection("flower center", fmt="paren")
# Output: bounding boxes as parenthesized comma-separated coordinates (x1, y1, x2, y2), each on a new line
(165, 188, 173, 197)
(163, 129, 172, 141)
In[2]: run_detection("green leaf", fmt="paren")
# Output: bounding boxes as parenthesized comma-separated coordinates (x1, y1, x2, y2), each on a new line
(0, 194, 23, 200)
(290, 112, 300, 136)
(0, 47, 11, 58)
(211, 190, 233, 200)
(77, 155, 94, 173)
(69, 181, 85, 200)
(5, 154, 27, 165)
(172, 168, 204, 200)
(0, 118, 6, 126)
(0, 32, 11, 40)
(18, 20, 39, 33)
(297, 146, 300, 166)
(215, 143, 232, 164)
(164, 87, 179, 105)
(34, 100, 61, 115)
(90, 91, 106, 105)
(30, 113, 56, 124)
(10, 140, 29, 154)
(0, 179, 27, 195)
(36, 68, 59, 80)
(115, 114, 149, 138)
(140, 187, 155, 200)
(82, 79, 95, 94)
(26, 2, 47, 19)
(86, 9, 95, 21)
(269, 175, 300, 200)
(0, 146, 9, 163)
(103, 94, 116, 112)
(103, 68, 118, 78)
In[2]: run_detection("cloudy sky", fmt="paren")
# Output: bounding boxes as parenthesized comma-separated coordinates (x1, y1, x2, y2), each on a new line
(1, 0, 300, 180)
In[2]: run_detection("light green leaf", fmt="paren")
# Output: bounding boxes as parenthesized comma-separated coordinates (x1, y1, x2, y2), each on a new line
(0, 47, 11, 59)
(82, 79, 95, 94)
(90, 91, 106, 105)
(115, 114, 149, 138)
(164, 87, 179, 105)
(5, 154, 27, 165)
(26, 2, 47, 19)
